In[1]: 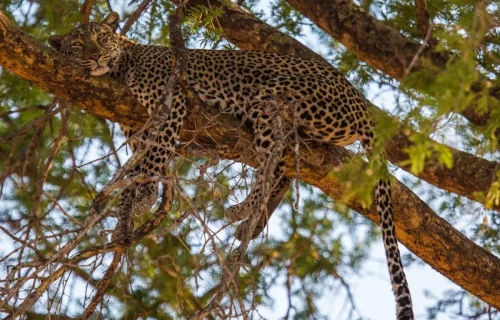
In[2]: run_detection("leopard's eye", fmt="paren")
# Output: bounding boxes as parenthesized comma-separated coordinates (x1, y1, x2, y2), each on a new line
(71, 39, 84, 48)
(97, 33, 107, 41)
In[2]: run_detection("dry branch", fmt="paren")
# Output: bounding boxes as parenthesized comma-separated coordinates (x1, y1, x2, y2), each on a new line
(0, 9, 499, 309)
(121, 0, 153, 35)
(81, 251, 123, 319)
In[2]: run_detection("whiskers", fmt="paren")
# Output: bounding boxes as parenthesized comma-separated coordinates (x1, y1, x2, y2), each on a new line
(70, 59, 92, 76)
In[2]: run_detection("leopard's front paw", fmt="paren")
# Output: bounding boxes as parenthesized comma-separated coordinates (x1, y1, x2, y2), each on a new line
(113, 215, 134, 245)
(131, 182, 158, 216)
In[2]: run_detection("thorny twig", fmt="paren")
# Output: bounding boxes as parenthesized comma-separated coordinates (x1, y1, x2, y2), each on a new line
(81, 250, 123, 318)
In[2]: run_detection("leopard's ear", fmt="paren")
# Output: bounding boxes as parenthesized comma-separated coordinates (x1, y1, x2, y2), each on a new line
(48, 35, 64, 50)
(101, 12, 120, 32)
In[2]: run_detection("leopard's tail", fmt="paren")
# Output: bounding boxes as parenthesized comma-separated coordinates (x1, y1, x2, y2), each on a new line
(376, 178, 414, 320)
(360, 120, 413, 320)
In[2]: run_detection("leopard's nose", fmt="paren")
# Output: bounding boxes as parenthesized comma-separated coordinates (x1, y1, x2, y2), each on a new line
(88, 54, 101, 61)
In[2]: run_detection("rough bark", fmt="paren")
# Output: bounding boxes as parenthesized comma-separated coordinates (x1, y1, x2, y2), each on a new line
(414, 0, 430, 37)
(182, 0, 500, 211)
(183, 0, 327, 64)
(80, 0, 94, 24)
(1, 10, 499, 309)
(284, 0, 499, 128)
(385, 133, 499, 201)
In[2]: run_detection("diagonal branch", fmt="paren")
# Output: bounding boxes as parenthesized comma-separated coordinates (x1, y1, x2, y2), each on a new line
(80, 0, 94, 24)
(81, 251, 123, 319)
(0, 10, 499, 309)
(121, 0, 153, 35)
(284, 0, 499, 128)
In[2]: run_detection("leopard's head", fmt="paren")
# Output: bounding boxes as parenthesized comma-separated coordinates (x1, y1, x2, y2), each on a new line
(49, 13, 122, 76)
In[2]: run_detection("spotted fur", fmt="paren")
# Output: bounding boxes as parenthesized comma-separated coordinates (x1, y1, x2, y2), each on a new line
(49, 12, 413, 319)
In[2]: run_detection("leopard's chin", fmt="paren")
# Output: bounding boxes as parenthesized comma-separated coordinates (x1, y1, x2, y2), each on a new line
(89, 65, 110, 76)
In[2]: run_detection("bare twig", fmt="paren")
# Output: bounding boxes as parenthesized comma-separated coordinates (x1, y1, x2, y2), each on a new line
(30, 105, 71, 218)
(121, 0, 153, 35)
(405, 23, 434, 75)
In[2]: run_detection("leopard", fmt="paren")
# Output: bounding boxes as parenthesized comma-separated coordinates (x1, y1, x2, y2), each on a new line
(48, 12, 413, 320)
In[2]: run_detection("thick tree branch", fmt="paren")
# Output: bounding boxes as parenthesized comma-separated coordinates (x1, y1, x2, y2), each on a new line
(414, 0, 430, 37)
(283, 0, 445, 79)
(0, 10, 499, 308)
(181, 0, 327, 64)
(181, 0, 500, 212)
(284, 0, 499, 128)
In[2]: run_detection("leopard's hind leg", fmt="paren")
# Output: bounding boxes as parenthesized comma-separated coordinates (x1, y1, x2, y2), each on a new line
(226, 101, 290, 238)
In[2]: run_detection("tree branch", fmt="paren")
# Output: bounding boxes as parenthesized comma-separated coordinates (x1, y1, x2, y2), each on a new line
(414, 0, 430, 37)
(80, 0, 94, 24)
(284, 0, 499, 128)
(81, 251, 123, 319)
(26, 312, 77, 320)
(180, 0, 327, 64)
(0, 10, 499, 309)
(120, 0, 153, 35)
